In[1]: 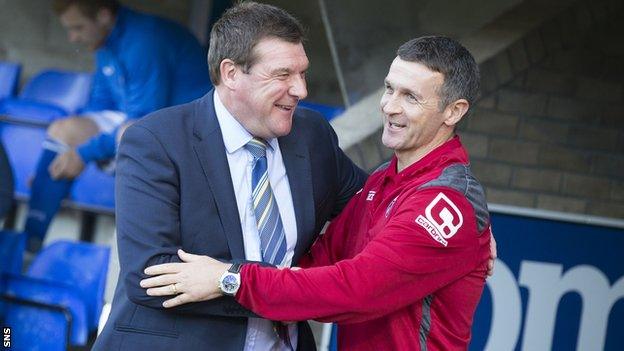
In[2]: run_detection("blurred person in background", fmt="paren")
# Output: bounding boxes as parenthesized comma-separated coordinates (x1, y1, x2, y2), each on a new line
(24, 0, 212, 252)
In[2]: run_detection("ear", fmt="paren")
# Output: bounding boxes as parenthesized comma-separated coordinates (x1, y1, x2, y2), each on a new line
(443, 99, 469, 127)
(219, 59, 239, 90)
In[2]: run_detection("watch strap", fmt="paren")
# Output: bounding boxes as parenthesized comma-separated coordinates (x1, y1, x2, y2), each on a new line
(228, 262, 243, 273)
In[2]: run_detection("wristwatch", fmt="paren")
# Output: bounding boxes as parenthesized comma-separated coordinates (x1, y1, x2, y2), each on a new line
(218, 263, 242, 296)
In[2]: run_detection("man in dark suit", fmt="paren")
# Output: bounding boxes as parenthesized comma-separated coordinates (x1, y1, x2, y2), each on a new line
(93, 2, 366, 350)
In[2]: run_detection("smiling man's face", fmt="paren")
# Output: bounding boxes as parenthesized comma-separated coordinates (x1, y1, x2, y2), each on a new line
(380, 57, 450, 164)
(230, 37, 309, 139)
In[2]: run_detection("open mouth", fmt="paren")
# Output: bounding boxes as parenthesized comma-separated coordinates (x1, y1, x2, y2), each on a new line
(275, 104, 295, 111)
(387, 121, 406, 130)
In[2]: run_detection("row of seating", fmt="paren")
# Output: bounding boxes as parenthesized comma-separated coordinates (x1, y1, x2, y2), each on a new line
(0, 61, 115, 218)
(0, 231, 110, 350)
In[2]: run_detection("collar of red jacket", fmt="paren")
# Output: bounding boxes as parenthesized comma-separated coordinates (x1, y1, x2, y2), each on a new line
(382, 135, 468, 182)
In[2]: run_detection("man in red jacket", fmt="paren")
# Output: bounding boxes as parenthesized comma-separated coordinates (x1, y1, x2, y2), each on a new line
(141, 36, 491, 350)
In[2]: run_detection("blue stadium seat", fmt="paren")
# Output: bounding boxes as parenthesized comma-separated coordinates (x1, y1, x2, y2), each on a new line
(0, 99, 68, 124)
(27, 240, 110, 333)
(0, 61, 21, 100)
(19, 70, 93, 115)
(0, 69, 92, 124)
(0, 122, 47, 198)
(299, 101, 345, 121)
(2, 273, 88, 349)
(71, 164, 115, 212)
(0, 230, 26, 276)
(0, 230, 27, 317)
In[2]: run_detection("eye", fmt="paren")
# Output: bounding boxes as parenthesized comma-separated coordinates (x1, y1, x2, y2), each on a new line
(384, 84, 394, 94)
(406, 94, 418, 103)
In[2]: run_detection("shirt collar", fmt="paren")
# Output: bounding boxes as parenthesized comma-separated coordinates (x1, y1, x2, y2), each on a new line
(382, 135, 465, 182)
(213, 90, 277, 154)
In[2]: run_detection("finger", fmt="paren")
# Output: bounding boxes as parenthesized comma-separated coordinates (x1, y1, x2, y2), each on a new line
(144, 262, 183, 275)
(140, 273, 178, 288)
(163, 293, 191, 308)
(178, 249, 201, 262)
(146, 284, 179, 297)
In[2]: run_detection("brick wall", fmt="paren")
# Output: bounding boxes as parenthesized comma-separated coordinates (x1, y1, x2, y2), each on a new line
(457, 0, 624, 218)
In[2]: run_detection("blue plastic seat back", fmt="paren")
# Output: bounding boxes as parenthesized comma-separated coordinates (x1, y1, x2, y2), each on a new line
(20, 70, 92, 115)
(0, 230, 26, 275)
(70, 164, 115, 212)
(0, 230, 26, 317)
(0, 123, 47, 198)
(27, 240, 110, 332)
(0, 61, 21, 100)
(298, 101, 345, 121)
(3, 274, 88, 347)
(0, 98, 68, 124)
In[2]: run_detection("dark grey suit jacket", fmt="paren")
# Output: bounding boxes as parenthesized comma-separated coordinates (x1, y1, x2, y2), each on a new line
(93, 91, 366, 350)
(0, 141, 13, 219)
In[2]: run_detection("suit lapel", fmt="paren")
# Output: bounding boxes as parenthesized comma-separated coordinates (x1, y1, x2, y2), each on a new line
(191, 91, 246, 260)
(279, 123, 315, 263)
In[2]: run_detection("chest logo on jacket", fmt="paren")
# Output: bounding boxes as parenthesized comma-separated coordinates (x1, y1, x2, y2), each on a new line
(416, 192, 463, 246)
(366, 191, 376, 201)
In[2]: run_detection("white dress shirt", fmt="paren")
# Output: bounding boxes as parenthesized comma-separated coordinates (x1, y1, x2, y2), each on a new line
(214, 91, 299, 351)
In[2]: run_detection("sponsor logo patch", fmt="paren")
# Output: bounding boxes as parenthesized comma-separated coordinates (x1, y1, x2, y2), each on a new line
(415, 192, 463, 246)
(366, 191, 376, 201)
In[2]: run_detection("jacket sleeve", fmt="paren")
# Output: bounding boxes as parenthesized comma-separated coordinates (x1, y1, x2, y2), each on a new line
(116, 124, 258, 318)
(235, 188, 489, 324)
(298, 190, 362, 268)
(76, 132, 117, 163)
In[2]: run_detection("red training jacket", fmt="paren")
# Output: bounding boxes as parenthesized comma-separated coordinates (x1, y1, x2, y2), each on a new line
(236, 136, 491, 350)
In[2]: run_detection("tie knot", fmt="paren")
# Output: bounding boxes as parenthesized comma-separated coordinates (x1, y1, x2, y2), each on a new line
(245, 137, 268, 158)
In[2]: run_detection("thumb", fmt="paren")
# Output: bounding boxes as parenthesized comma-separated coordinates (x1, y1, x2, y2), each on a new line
(178, 249, 200, 262)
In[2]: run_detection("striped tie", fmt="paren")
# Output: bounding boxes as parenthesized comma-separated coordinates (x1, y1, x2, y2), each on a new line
(245, 138, 293, 350)
(245, 138, 287, 266)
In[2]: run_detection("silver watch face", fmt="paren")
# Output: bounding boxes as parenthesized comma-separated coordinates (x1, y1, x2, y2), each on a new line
(221, 273, 240, 295)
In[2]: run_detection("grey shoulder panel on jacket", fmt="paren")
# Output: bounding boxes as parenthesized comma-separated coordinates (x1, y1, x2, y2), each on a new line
(418, 164, 489, 233)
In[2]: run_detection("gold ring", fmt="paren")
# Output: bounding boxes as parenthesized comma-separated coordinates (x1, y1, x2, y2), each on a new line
(171, 283, 178, 295)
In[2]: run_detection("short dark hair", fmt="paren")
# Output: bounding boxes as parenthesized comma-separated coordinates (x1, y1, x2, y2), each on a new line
(207, 1, 305, 86)
(397, 36, 480, 110)
(53, 0, 120, 19)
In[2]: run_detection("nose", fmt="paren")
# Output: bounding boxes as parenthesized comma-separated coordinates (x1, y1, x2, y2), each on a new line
(289, 74, 308, 100)
(381, 93, 401, 115)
